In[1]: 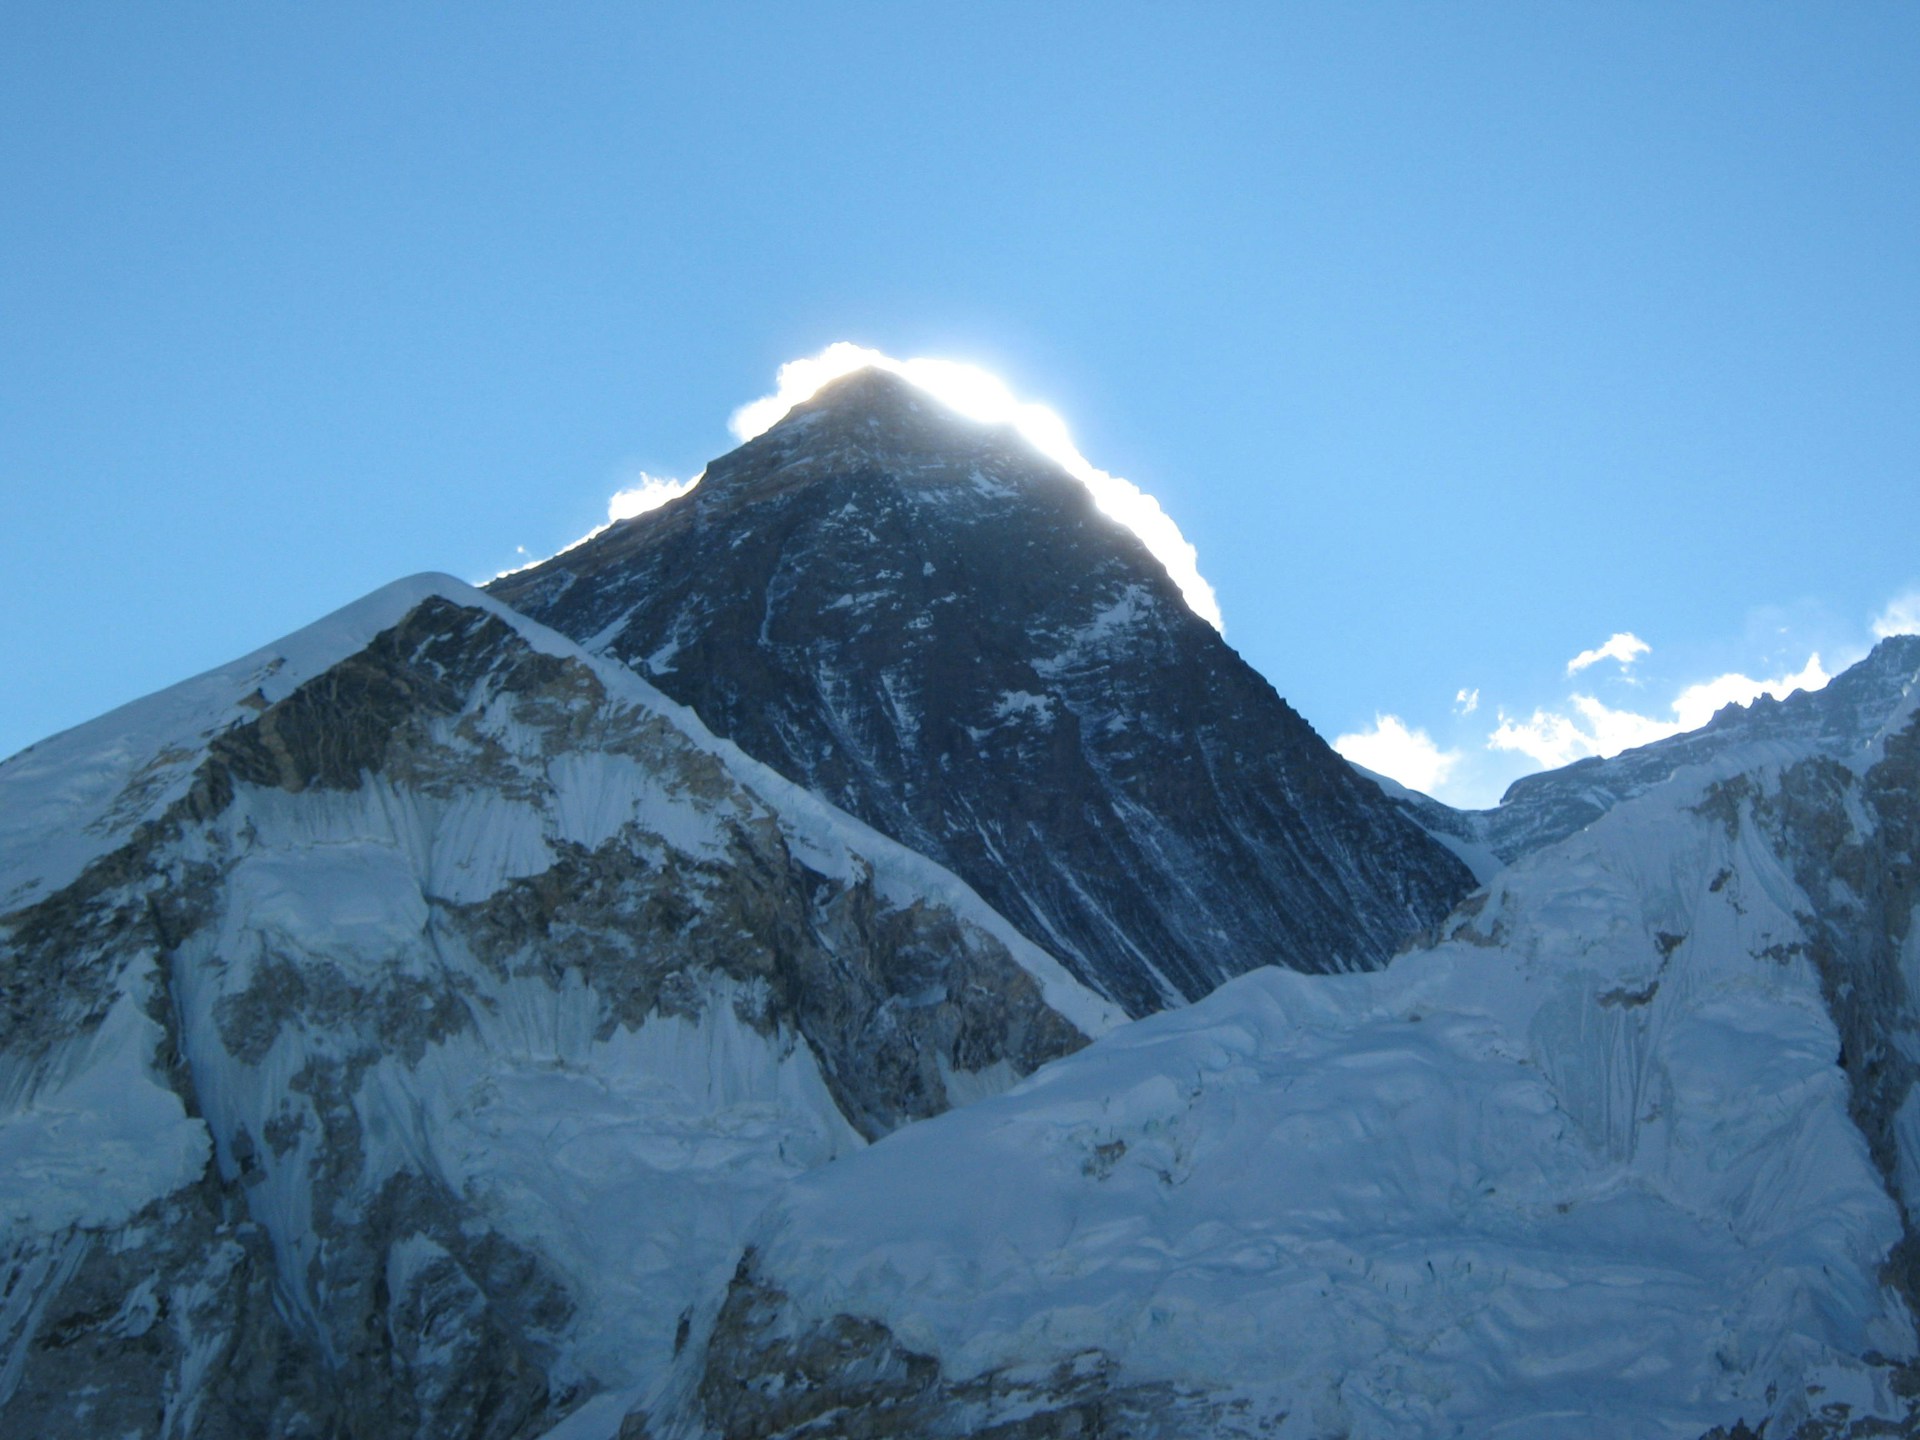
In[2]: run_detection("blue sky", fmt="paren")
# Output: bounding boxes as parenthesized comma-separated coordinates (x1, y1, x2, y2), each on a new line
(4, 4, 1917, 805)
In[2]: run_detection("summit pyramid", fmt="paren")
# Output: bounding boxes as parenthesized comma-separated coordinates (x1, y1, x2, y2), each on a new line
(492, 367, 1476, 1016)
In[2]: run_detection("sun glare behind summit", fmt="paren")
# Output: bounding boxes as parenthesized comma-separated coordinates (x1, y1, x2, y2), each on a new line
(729, 342, 1224, 632)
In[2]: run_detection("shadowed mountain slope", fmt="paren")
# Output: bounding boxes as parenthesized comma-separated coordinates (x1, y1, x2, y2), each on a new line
(493, 368, 1475, 1016)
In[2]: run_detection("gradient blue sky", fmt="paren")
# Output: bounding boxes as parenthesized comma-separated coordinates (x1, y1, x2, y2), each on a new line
(5, 4, 1917, 805)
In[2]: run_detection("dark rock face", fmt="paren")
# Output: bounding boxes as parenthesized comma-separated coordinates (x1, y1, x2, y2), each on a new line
(492, 368, 1474, 1016)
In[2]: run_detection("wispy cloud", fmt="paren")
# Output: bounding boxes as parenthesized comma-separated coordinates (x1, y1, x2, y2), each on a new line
(1872, 590, 1920, 639)
(608, 472, 699, 521)
(1489, 695, 1679, 770)
(1565, 632, 1650, 676)
(1354, 593, 1911, 808)
(1334, 714, 1462, 795)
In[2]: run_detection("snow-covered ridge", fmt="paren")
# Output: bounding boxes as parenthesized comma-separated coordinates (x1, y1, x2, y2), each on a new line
(0, 573, 1117, 1043)
(0, 571, 1119, 1435)
(0, 573, 469, 907)
(688, 704, 1920, 1439)
(1369, 633, 1920, 879)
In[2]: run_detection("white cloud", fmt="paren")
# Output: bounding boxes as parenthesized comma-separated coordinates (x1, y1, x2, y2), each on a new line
(1486, 708, 1582, 770)
(1872, 590, 1920, 639)
(1334, 715, 1462, 795)
(1488, 694, 1675, 769)
(1454, 687, 1479, 715)
(487, 471, 702, 583)
(1565, 632, 1650, 676)
(608, 471, 699, 522)
(1488, 652, 1830, 768)
(728, 341, 1224, 632)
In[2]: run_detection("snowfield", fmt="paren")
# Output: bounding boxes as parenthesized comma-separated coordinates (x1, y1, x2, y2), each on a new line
(694, 720, 1920, 1439)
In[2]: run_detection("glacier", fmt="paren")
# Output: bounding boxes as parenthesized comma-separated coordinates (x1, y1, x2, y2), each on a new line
(682, 644, 1920, 1439)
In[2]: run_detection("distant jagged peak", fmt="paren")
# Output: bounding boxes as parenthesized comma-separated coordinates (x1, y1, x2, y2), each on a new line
(1382, 630, 1920, 877)
(1848, 628, 1920, 683)
(1646, 628, 1920, 753)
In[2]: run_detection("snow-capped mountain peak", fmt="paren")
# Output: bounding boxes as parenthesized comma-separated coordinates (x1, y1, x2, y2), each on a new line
(493, 371, 1475, 1017)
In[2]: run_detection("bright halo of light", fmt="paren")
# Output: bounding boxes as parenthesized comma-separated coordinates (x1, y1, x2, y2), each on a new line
(729, 342, 1225, 632)
(608, 471, 699, 521)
